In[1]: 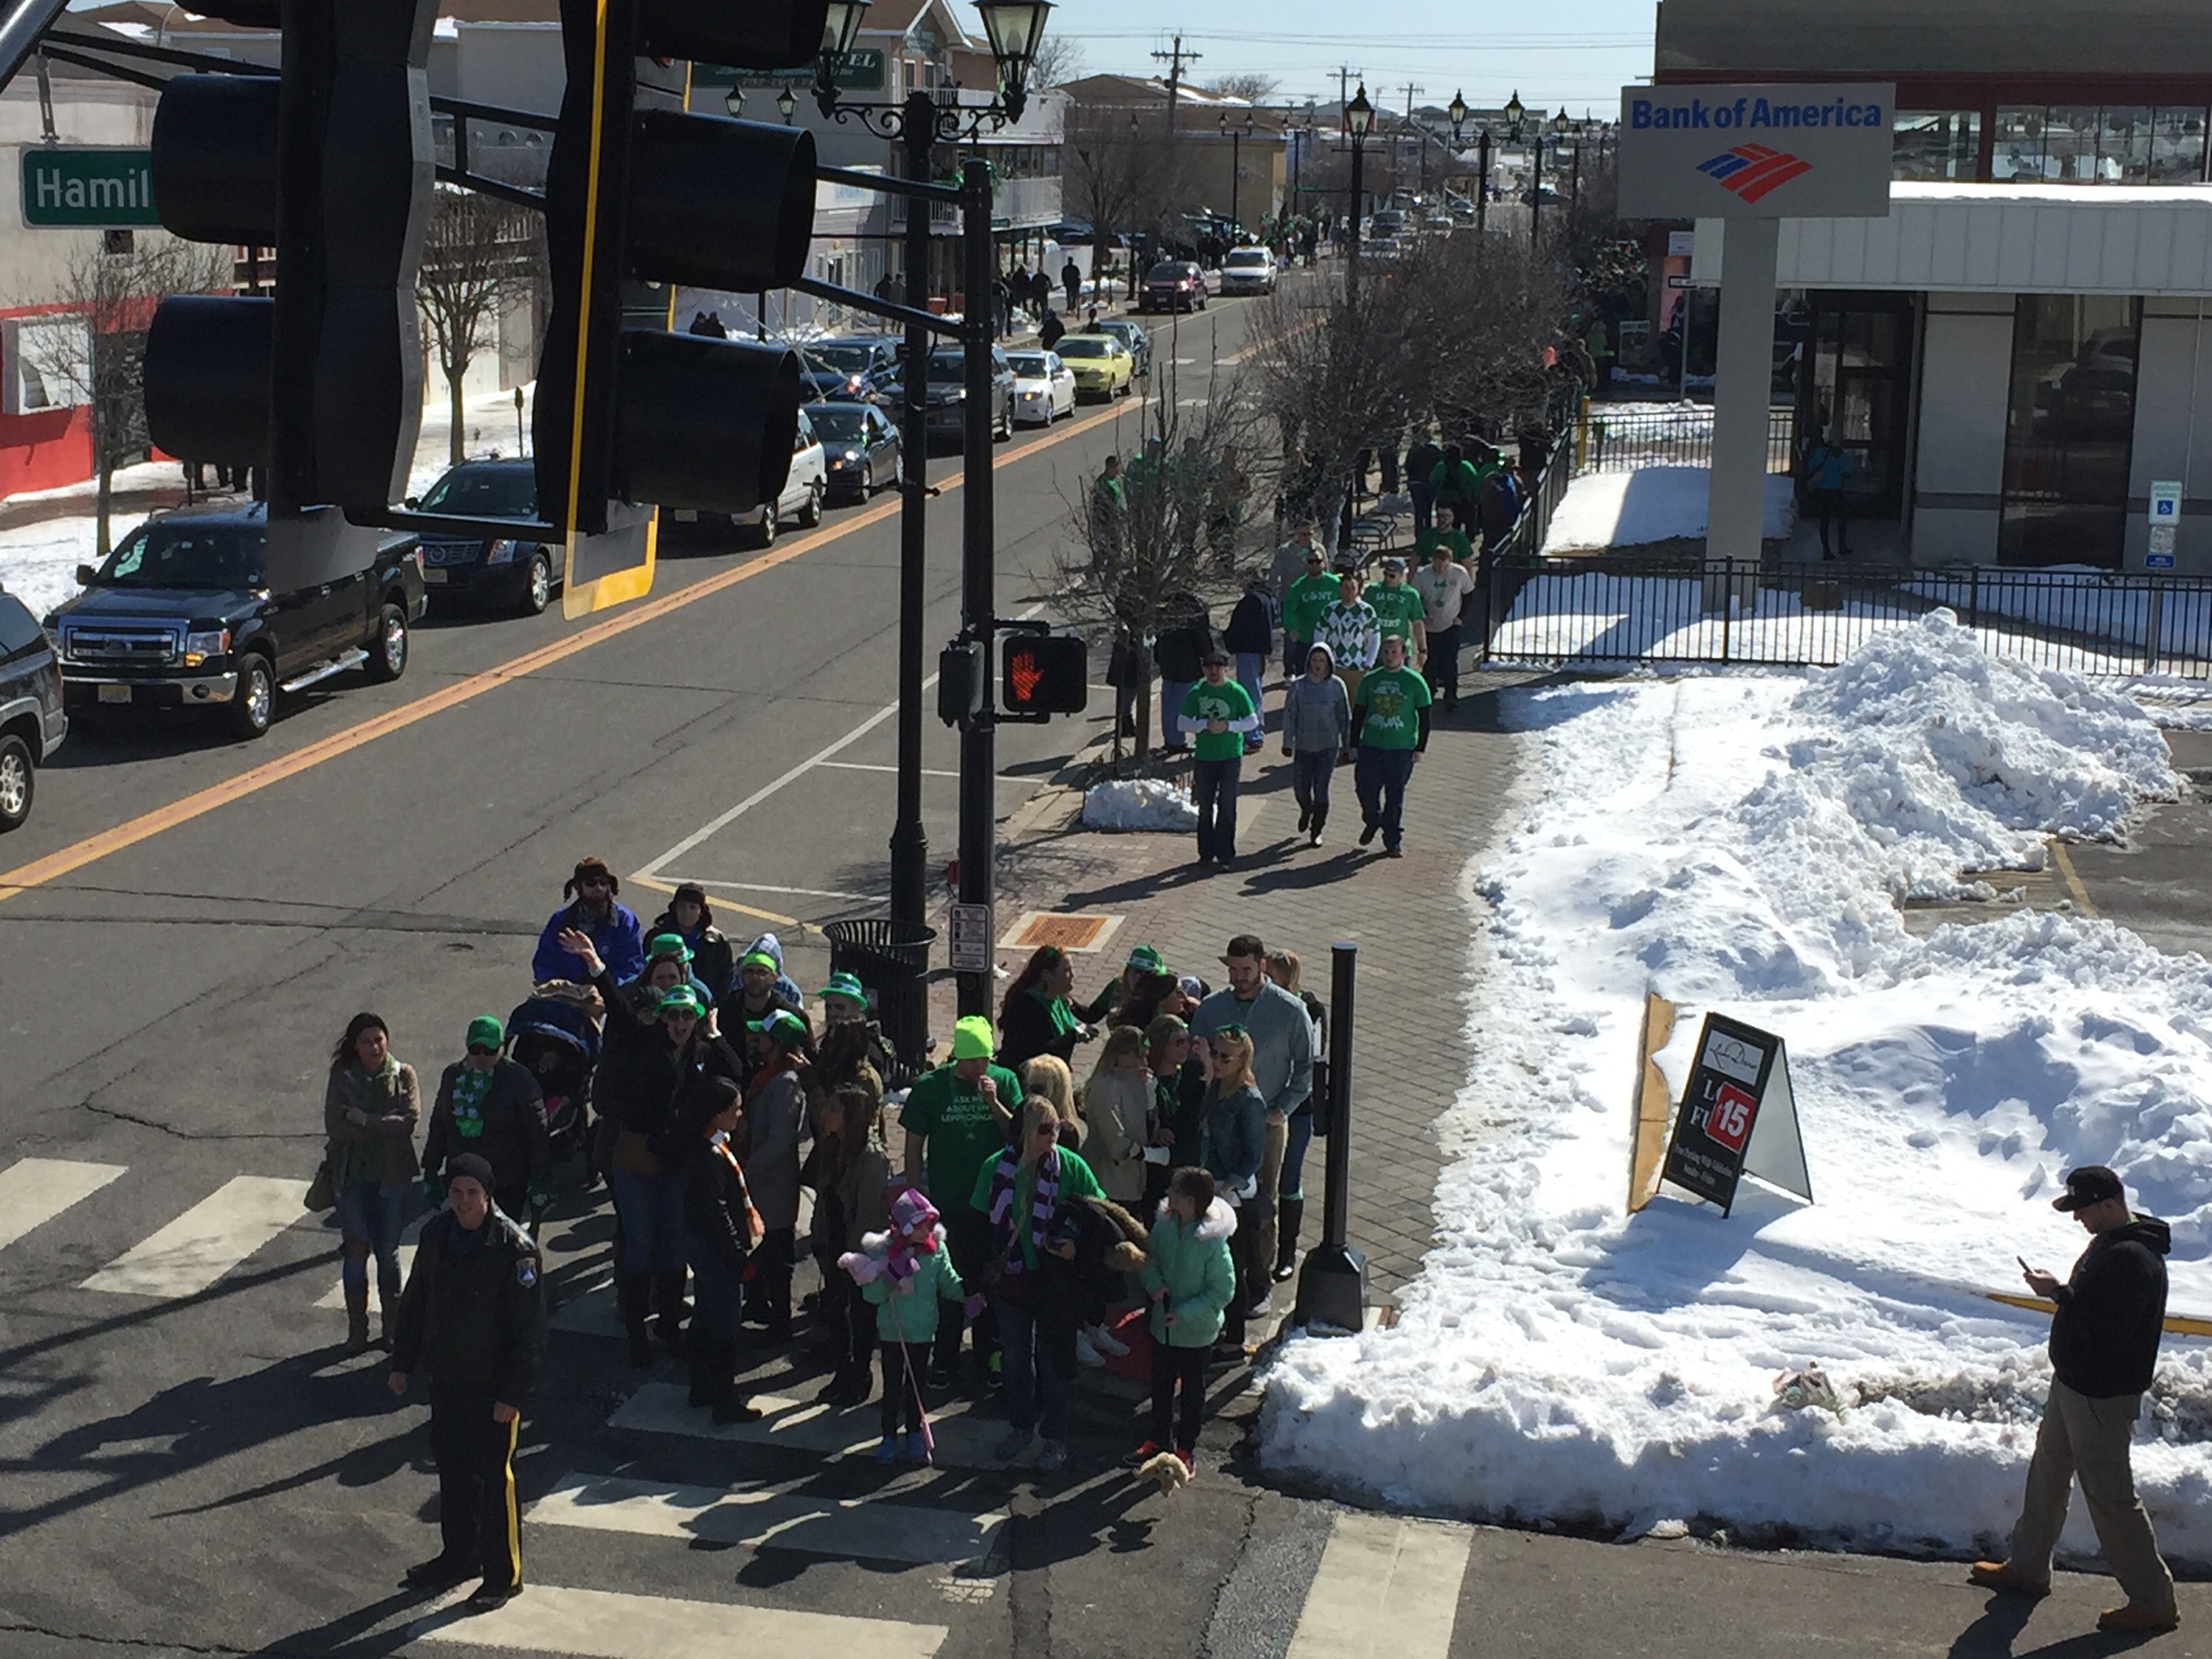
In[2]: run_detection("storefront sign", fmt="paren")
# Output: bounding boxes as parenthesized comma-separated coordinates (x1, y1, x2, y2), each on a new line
(1618, 83, 1895, 220)
(1659, 1012, 1812, 1217)
(692, 49, 883, 92)
(21, 147, 159, 229)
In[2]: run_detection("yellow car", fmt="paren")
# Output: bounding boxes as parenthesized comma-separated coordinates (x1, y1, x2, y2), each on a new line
(1054, 333, 1134, 400)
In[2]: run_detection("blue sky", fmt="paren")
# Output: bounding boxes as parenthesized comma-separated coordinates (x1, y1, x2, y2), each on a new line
(1038, 0, 1658, 115)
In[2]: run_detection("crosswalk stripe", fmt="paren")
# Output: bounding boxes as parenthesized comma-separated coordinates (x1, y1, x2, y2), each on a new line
(531, 1470, 1006, 1567)
(610, 1380, 1007, 1470)
(1286, 1513, 1473, 1659)
(0, 1158, 127, 1253)
(313, 1212, 428, 1310)
(80, 1175, 309, 1298)
(411, 1581, 947, 1658)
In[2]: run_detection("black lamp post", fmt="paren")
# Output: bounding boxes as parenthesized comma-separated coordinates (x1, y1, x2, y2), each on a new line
(1535, 106, 1567, 242)
(1220, 108, 1255, 229)
(813, 0, 1051, 981)
(1345, 83, 1373, 289)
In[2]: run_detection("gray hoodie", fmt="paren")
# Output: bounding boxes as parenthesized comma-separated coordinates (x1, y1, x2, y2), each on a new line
(1281, 642, 1351, 754)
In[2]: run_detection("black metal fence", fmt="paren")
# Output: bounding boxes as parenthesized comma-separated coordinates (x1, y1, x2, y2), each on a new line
(1479, 555, 2212, 678)
(1573, 404, 1797, 476)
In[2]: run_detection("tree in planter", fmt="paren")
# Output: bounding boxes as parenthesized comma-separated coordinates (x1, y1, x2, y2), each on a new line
(416, 186, 541, 469)
(27, 236, 230, 560)
(1047, 350, 1259, 771)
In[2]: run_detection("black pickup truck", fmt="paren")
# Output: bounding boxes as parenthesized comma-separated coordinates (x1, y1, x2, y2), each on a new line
(45, 504, 427, 739)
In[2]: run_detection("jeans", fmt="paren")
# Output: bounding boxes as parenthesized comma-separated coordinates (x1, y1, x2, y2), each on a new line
(748, 1225, 795, 1331)
(333, 1180, 408, 1300)
(1192, 754, 1242, 862)
(933, 1209, 998, 1373)
(610, 1168, 688, 1275)
(996, 1292, 1074, 1442)
(1280, 1108, 1315, 1201)
(1409, 480, 1435, 534)
(1150, 1340, 1208, 1448)
(1234, 653, 1267, 743)
(880, 1340, 927, 1436)
(1282, 633, 1308, 679)
(1290, 749, 1338, 828)
(2008, 1380, 2175, 1611)
(1354, 745, 1418, 852)
(686, 1237, 742, 1345)
(1161, 678, 1194, 750)
(1424, 623, 1461, 702)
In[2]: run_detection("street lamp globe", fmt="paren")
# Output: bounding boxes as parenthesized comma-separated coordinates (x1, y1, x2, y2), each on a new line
(777, 83, 797, 122)
(1447, 88, 1467, 131)
(820, 0, 869, 61)
(1503, 89, 1524, 140)
(974, 0, 1051, 119)
(724, 86, 745, 116)
(1551, 108, 1571, 137)
(1346, 83, 1374, 139)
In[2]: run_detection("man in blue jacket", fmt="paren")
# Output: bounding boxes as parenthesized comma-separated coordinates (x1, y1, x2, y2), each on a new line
(531, 857, 644, 984)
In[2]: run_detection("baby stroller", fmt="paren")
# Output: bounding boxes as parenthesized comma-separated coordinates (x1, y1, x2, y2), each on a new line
(507, 984, 603, 1179)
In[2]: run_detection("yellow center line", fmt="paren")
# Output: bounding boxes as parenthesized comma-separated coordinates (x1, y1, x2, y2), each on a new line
(2048, 838, 2098, 919)
(0, 396, 1135, 907)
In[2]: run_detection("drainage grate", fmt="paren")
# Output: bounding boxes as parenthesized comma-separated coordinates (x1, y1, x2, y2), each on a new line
(999, 911, 1124, 953)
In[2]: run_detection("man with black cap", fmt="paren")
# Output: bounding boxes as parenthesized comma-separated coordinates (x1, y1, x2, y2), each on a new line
(1970, 1165, 2177, 1634)
(1176, 646, 1261, 869)
(389, 1154, 546, 1612)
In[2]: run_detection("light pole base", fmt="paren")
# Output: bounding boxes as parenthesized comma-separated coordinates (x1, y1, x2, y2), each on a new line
(1290, 1242, 1368, 1335)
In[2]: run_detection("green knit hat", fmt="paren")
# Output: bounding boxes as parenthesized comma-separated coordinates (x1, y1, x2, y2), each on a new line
(465, 1015, 504, 1052)
(950, 1014, 996, 1060)
(644, 931, 692, 964)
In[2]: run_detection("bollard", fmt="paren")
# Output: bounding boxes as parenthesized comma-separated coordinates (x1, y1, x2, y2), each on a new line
(1292, 941, 1367, 1333)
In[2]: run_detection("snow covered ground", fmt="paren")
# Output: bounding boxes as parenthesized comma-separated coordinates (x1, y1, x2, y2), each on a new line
(1082, 778, 1197, 832)
(1543, 467, 1797, 553)
(1262, 613, 2212, 1562)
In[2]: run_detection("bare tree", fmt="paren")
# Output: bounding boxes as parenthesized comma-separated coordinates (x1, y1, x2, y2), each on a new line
(1062, 105, 1198, 302)
(27, 236, 230, 559)
(1028, 32, 1084, 88)
(416, 186, 541, 468)
(1206, 73, 1279, 105)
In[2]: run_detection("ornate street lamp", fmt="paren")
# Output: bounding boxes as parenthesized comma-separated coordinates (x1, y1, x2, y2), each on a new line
(1345, 83, 1373, 287)
(1447, 89, 1467, 145)
(973, 0, 1051, 123)
(776, 83, 796, 123)
(723, 86, 744, 117)
(1503, 89, 1525, 142)
(1220, 108, 1256, 228)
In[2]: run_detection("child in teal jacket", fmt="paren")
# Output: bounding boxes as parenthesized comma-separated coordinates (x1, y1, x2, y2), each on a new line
(1136, 1166, 1238, 1467)
(846, 1189, 968, 1464)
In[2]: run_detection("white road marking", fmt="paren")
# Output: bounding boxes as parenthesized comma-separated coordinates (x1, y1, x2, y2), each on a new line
(818, 761, 961, 779)
(0, 1158, 127, 1253)
(314, 1211, 428, 1309)
(411, 1582, 947, 1659)
(81, 1175, 310, 1298)
(532, 1470, 1005, 1566)
(609, 1379, 1006, 1469)
(1285, 1512, 1473, 1659)
(659, 878, 886, 902)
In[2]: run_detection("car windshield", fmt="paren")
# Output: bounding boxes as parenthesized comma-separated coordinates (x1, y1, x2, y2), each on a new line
(1101, 321, 1139, 341)
(807, 405, 869, 440)
(419, 467, 535, 517)
(1056, 338, 1109, 359)
(1148, 262, 1192, 280)
(926, 352, 968, 381)
(1226, 251, 1266, 267)
(807, 345, 879, 373)
(97, 523, 263, 588)
(1007, 355, 1050, 377)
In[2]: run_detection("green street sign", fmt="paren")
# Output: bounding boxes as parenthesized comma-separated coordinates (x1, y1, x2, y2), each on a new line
(691, 49, 883, 92)
(21, 147, 158, 229)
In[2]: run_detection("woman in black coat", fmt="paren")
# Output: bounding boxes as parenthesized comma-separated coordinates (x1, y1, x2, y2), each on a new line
(997, 945, 1109, 1071)
(676, 1075, 763, 1424)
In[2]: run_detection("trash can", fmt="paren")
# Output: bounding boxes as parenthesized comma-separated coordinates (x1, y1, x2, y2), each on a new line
(820, 918, 937, 1076)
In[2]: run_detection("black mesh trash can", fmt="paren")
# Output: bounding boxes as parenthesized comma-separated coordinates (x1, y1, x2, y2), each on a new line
(820, 918, 937, 1074)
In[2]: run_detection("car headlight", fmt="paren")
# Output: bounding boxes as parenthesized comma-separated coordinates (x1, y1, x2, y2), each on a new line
(484, 538, 520, 566)
(183, 627, 230, 668)
(844, 448, 864, 462)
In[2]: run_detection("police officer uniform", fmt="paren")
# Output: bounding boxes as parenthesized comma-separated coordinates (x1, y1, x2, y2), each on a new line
(390, 1153, 546, 1608)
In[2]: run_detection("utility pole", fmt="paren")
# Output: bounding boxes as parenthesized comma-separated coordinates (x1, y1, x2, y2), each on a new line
(1152, 32, 1200, 129)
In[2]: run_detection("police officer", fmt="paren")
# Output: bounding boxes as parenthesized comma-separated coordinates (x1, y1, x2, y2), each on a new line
(388, 1153, 546, 1611)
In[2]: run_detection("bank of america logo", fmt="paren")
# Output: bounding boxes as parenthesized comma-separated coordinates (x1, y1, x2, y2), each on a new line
(1697, 145, 1812, 204)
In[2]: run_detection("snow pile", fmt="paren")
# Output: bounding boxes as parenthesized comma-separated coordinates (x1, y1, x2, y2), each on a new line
(1262, 612, 2212, 1560)
(1543, 467, 1796, 553)
(1082, 778, 1197, 832)
(0, 518, 100, 618)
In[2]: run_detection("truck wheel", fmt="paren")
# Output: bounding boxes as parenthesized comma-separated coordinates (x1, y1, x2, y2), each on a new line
(752, 503, 779, 549)
(797, 484, 823, 529)
(229, 654, 274, 740)
(0, 733, 32, 832)
(366, 602, 409, 682)
(520, 552, 552, 616)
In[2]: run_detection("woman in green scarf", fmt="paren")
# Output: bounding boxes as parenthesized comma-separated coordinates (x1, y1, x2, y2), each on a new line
(323, 1012, 422, 1354)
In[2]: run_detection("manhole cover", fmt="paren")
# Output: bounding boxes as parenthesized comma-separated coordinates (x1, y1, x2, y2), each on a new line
(1001, 911, 1124, 953)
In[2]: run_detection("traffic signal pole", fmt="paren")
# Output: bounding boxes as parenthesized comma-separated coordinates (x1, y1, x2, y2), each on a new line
(888, 89, 937, 936)
(956, 153, 998, 1018)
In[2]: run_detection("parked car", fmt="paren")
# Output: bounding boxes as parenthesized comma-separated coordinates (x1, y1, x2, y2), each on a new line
(1006, 350, 1078, 425)
(673, 407, 826, 546)
(1094, 316, 1152, 377)
(407, 459, 558, 616)
(1141, 260, 1208, 313)
(46, 504, 425, 740)
(922, 344, 1016, 446)
(1220, 246, 1278, 294)
(0, 585, 65, 832)
(799, 336, 900, 402)
(1369, 209, 1405, 240)
(807, 400, 903, 501)
(1054, 333, 1134, 400)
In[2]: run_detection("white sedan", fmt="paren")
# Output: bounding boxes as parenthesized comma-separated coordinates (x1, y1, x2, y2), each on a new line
(1006, 350, 1078, 425)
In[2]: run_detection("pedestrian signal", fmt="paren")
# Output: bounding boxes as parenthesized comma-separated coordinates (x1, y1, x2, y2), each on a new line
(1001, 631, 1087, 719)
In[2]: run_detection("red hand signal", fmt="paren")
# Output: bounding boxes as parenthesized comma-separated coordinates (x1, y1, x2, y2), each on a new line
(1009, 648, 1043, 704)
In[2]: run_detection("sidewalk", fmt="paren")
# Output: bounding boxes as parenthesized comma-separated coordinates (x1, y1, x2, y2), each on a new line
(986, 669, 1533, 1303)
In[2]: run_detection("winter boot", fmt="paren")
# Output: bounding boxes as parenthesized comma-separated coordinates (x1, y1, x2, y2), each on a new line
(375, 1285, 397, 1351)
(709, 1340, 762, 1425)
(1273, 1197, 1304, 1282)
(653, 1270, 690, 1359)
(687, 1339, 717, 1407)
(342, 1284, 372, 1357)
(616, 1271, 655, 1369)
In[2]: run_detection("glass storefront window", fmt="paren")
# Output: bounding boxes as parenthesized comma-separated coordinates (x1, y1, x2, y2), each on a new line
(1893, 112, 1980, 181)
(2152, 108, 2210, 182)
(1992, 106, 2209, 184)
(1998, 295, 2142, 569)
(1992, 107, 2045, 181)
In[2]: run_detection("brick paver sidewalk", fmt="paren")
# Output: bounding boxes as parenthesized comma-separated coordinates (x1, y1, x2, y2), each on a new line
(987, 669, 1532, 1303)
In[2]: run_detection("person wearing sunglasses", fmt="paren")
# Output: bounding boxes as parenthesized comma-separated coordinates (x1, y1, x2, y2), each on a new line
(532, 855, 644, 986)
(423, 1014, 550, 1231)
(1198, 1026, 1267, 1354)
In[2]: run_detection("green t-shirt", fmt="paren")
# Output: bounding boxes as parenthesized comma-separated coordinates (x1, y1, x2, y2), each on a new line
(899, 1062, 1024, 1216)
(1354, 664, 1432, 750)
(1179, 678, 1259, 762)
(1414, 526, 1475, 564)
(1283, 571, 1341, 640)
(1367, 581, 1426, 641)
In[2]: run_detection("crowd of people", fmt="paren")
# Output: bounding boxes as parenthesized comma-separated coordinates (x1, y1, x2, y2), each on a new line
(316, 860, 1333, 1610)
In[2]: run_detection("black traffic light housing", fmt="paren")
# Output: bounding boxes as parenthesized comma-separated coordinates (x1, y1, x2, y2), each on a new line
(1000, 628, 1088, 720)
(939, 639, 986, 728)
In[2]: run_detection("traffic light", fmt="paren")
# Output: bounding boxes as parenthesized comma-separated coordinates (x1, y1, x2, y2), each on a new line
(1000, 630, 1088, 720)
(536, 0, 829, 616)
(142, 0, 434, 520)
(939, 639, 986, 728)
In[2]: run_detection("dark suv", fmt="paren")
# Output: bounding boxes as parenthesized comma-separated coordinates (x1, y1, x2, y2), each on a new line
(0, 587, 66, 832)
(922, 344, 1015, 447)
(46, 504, 426, 740)
(1141, 260, 1207, 313)
(408, 459, 559, 615)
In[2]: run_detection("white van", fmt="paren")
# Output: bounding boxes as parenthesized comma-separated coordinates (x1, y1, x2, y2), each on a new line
(1221, 246, 1279, 294)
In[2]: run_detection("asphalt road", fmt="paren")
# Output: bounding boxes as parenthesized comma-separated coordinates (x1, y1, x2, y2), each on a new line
(6, 279, 2211, 1659)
